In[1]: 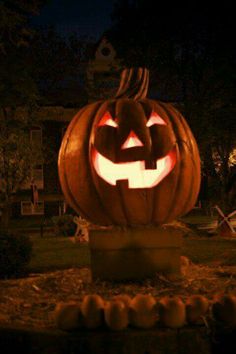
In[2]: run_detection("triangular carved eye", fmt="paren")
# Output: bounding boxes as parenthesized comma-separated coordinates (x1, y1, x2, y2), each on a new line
(98, 111, 118, 128)
(146, 111, 166, 127)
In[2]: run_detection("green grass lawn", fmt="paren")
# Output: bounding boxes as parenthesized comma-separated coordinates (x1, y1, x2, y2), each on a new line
(28, 236, 91, 273)
(180, 215, 215, 225)
(182, 237, 236, 265)
(28, 233, 236, 274)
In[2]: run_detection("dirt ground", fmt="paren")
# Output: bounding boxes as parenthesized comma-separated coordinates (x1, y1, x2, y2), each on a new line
(0, 262, 236, 330)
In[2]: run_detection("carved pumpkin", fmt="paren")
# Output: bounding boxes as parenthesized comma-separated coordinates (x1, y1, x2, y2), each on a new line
(54, 302, 83, 331)
(80, 294, 105, 329)
(129, 294, 157, 328)
(58, 68, 200, 226)
(104, 300, 129, 330)
(159, 296, 186, 328)
(113, 294, 132, 308)
(186, 295, 209, 324)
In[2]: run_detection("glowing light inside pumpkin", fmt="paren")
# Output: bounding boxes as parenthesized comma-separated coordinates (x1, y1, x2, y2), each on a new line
(92, 147, 176, 188)
(121, 131, 144, 149)
(146, 112, 166, 127)
(98, 112, 118, 128)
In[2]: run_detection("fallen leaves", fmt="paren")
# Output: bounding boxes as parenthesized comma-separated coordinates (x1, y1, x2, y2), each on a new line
(0, 264, 235, 329)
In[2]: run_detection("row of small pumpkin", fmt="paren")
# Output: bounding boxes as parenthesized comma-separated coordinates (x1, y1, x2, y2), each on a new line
(54, 293, 236, 331)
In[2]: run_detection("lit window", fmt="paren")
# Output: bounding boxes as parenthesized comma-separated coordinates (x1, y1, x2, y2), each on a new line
(21, 201, 44, 215)
(30, 127, 42, 146)
(32, 164, 44, 189)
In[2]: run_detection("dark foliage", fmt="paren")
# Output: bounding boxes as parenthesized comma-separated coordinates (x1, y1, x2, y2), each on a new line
(52, 214, 76, 237)
(0, 231, 32, 278)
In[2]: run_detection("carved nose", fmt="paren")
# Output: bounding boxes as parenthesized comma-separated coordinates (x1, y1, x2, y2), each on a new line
(121, 131, 144, 149)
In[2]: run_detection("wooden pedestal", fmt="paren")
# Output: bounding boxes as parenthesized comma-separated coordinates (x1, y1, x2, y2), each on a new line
(89, 225, 183, 281)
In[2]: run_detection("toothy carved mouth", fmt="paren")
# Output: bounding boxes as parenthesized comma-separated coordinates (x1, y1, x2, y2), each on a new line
(92, 147, 176, 189)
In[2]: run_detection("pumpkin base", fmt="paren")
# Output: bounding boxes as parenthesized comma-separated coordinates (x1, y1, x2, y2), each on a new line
(89, 225, 183, 281)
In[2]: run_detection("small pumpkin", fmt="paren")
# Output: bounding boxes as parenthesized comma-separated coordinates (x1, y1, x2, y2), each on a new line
(58, 68, 200, 226)
(186, 295, 209, 324)
(54, 302, 82, 331)
(113, 294, 132, 308)
(80, 294, 105, 329)
(104, 300, 129, 330)
(159, 296, 186, 328)
(212, 294, 236, 326)
(129, 294, 157, 328)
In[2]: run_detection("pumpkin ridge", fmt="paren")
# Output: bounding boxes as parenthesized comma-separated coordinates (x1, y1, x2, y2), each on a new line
(136, 100, 177, 223)
(114, 99, 132, 225)
(61, 101, 113, 224)
(139, 98, 153, 119)
(63, 168, 91, 220)
(168, 143, 190, 220)
(163, 104, 196, 215)
(177, 131, 195, 216)
(58, 105, 90, 216)
(164, 144, 181, 223)
(138, 100, 155, 224)
(80, 101, 115, 223)
(157, 102, 189, 221)
(176, 111, 201, 210)
(71, 103, 113, 222)
(169, 105, 200, 170)
(151, 101, 181, 222)
(90, 100, 128, 225)
(170, 106, 200, 214)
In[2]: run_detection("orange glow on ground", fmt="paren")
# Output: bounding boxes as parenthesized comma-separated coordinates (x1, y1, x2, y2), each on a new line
(92, 147, 176, 188)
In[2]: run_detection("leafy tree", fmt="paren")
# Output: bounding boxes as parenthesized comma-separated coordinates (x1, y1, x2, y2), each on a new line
(0, 1, 92, 227)
(0, 109, 43, 227)
(0, 0, 48, 53)
(0, 0, 47, 227)
(29, 28, 90, 106)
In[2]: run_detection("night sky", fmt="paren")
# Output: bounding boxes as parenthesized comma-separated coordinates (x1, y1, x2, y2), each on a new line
(32, 0, 117, 38)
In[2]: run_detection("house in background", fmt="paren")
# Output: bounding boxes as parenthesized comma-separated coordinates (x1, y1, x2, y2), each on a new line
(9, 38, 121, 221)
(86, 38, 121, 101)
(10, 106, 78, 220)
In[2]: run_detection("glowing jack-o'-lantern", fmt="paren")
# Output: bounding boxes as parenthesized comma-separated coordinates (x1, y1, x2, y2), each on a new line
(92, 111, 177, 189)
(58, 68, 200, 226)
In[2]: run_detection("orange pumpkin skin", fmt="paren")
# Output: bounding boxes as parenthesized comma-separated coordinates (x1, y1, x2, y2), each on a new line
(159, 296, 186, 328)
(104, 300, 129, 330)
(54, 302, 83, 331)
(113, 294, 132, 308)
(129, 294, 157, 328)
(58, 68, 200, 226)
(186, 295, 209, 324)
(80, 294, 104, 329)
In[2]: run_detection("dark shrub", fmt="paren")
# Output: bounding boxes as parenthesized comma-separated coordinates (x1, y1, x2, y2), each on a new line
(0, 231, 32, 278)
(52, 214, 76, 236)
